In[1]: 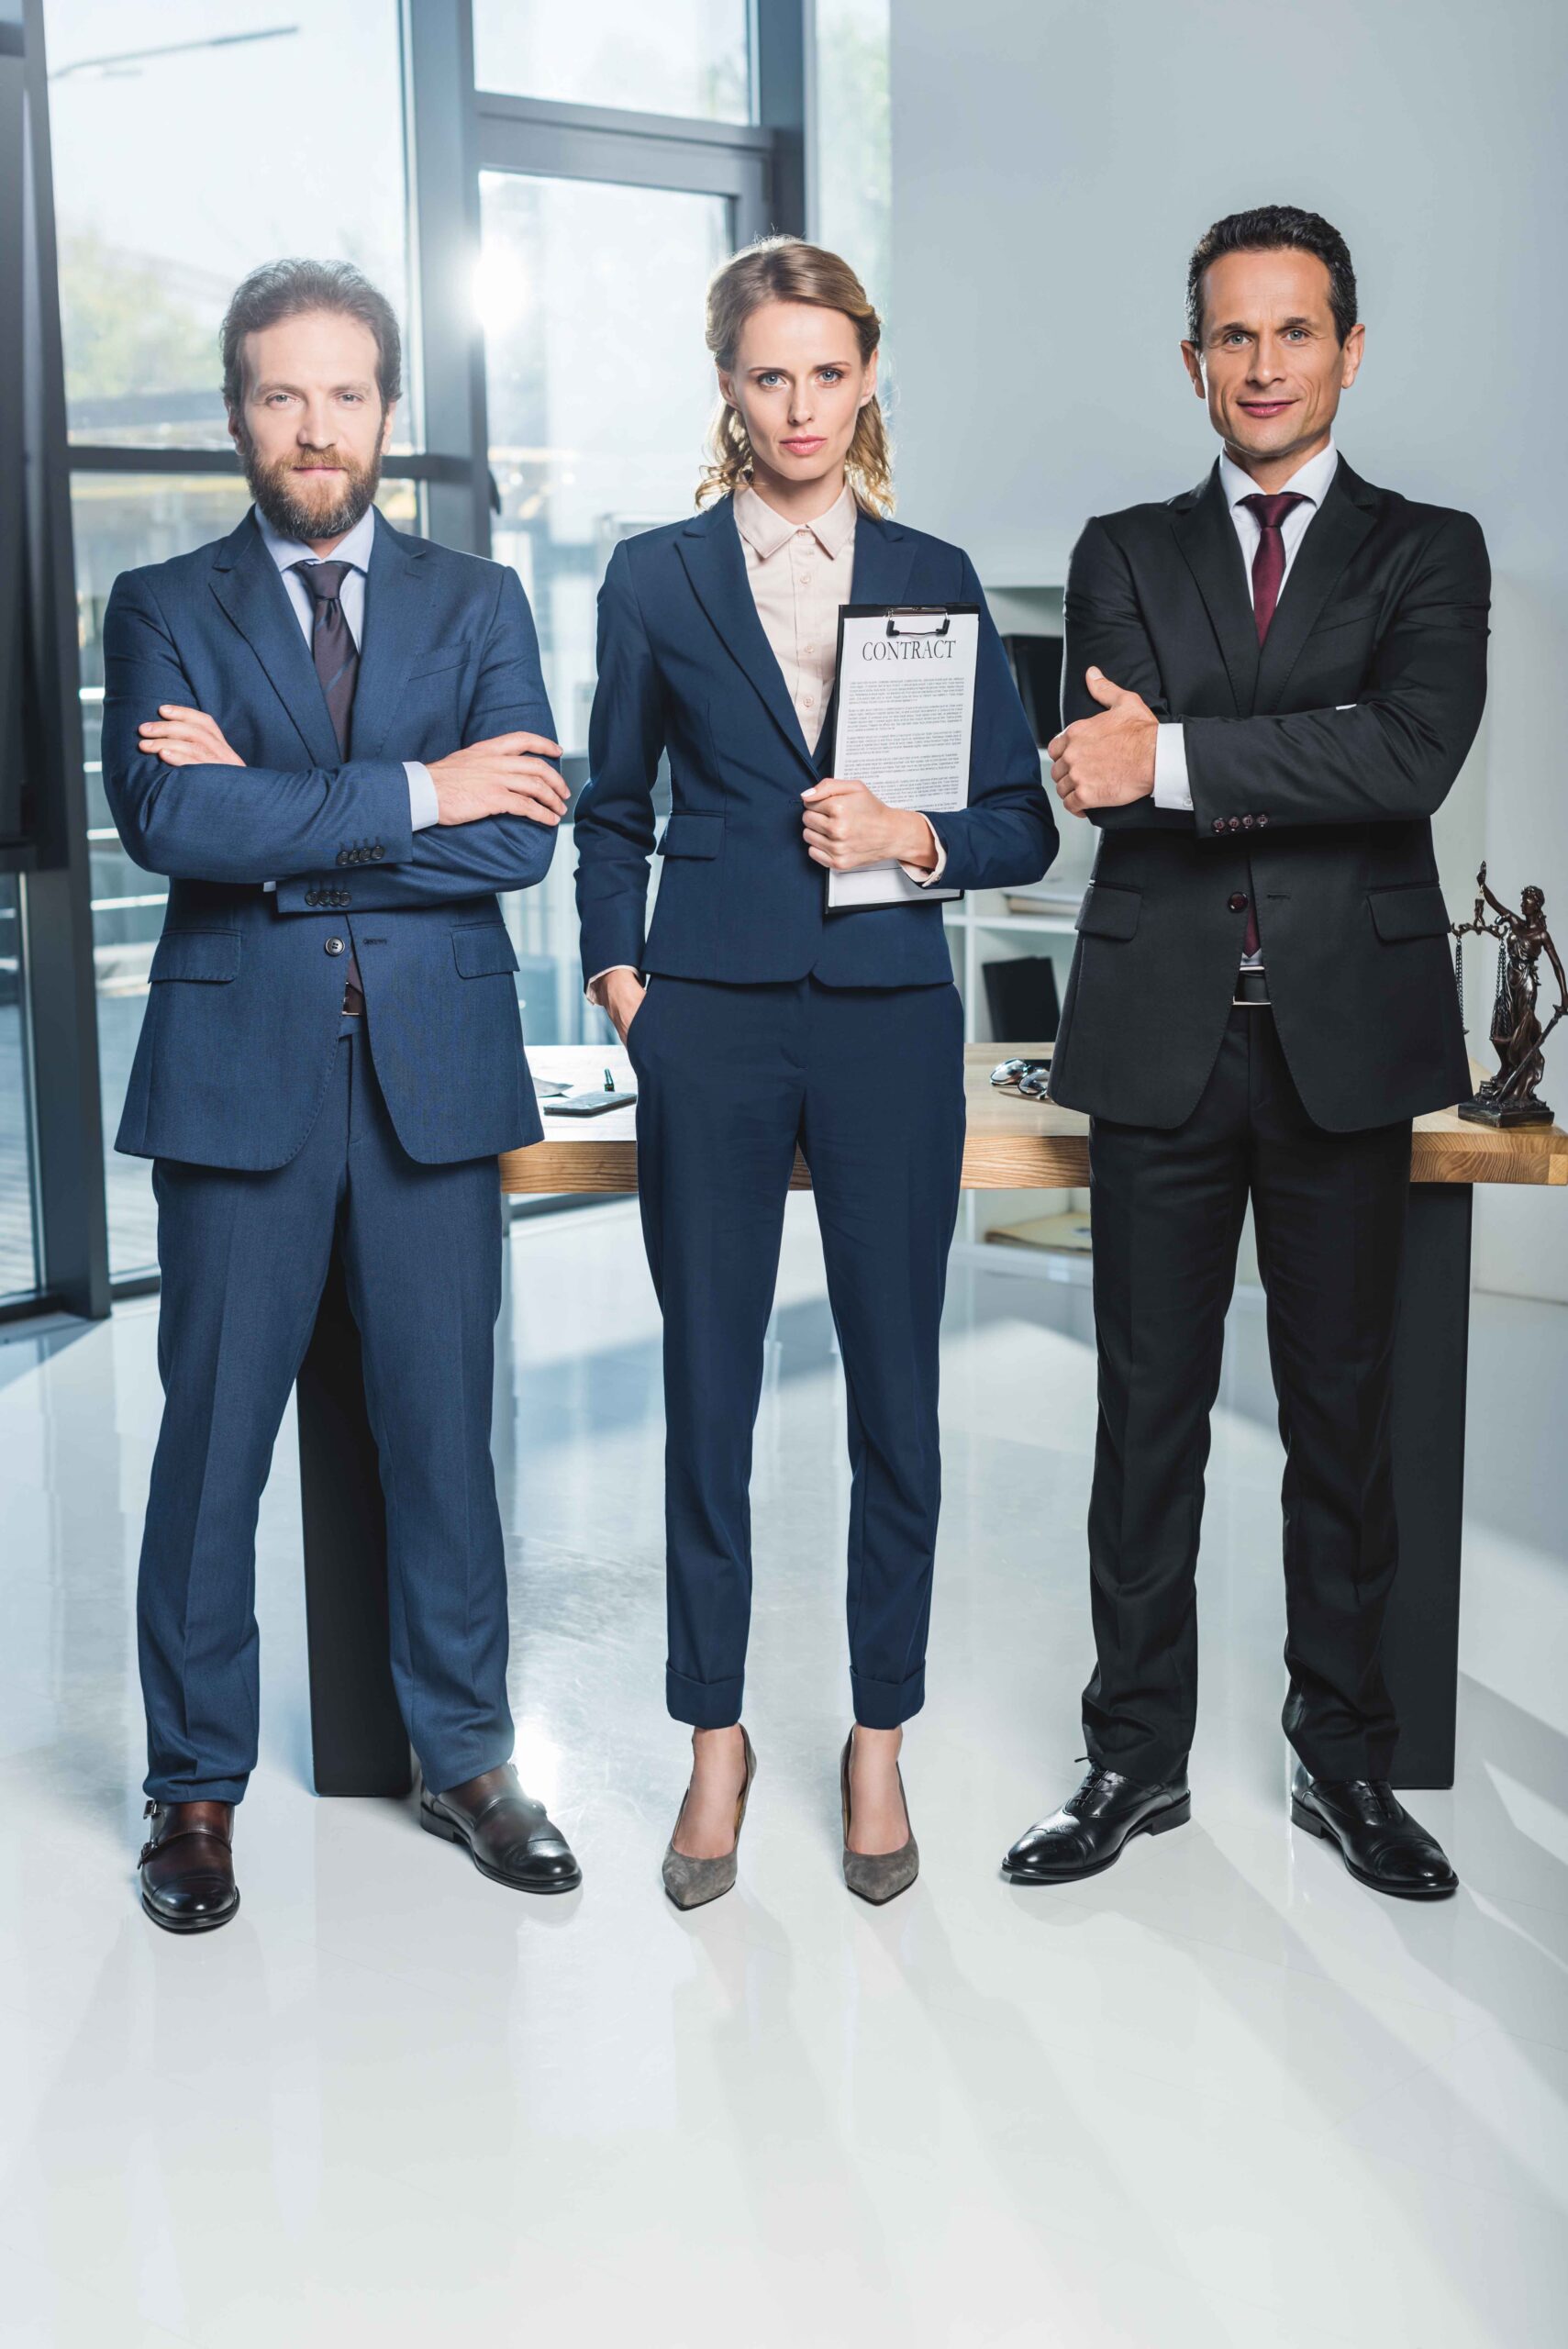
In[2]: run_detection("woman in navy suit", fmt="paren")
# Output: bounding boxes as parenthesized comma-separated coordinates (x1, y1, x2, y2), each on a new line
(574, 239, 1055, 1906)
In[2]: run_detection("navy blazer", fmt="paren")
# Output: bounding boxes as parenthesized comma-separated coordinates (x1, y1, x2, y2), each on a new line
(102, 509, 558, 1170)
(573, 497, 1056, 986)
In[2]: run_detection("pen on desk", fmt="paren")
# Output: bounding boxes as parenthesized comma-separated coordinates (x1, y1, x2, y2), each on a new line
(605, 1067, 615, 1093)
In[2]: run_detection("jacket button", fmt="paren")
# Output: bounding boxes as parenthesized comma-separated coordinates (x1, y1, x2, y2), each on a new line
(1240, 815, 1255, 830)
(1257, 813, 1270, 829)
(325, 937, 345, 956)
(1229, 893, 1249, 914)
(337, 850, 350, 867)
(372, 843, 384, 860)
(1211, 818, 1226, 835)
(1229, 816, 1244, 831)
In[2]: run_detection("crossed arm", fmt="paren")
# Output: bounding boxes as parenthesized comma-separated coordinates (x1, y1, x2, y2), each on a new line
(103, 566, 569, 907)
(1048, 510, 1490, 833)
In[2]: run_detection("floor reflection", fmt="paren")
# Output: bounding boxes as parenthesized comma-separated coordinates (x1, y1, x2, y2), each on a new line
(0, 1203, 1563, 2346)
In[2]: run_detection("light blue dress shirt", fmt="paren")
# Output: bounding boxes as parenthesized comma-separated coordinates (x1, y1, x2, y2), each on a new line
(256, 503, 439, 829)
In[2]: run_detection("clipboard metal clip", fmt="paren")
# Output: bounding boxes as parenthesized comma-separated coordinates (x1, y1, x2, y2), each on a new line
(885, 607, 951, 638)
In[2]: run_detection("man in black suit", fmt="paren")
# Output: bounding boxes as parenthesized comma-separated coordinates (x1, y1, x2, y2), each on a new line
(1004, 206, 1488, 1900)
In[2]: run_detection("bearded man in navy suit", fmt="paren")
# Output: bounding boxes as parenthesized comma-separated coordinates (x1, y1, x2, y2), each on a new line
(105, 261, 581, 1930)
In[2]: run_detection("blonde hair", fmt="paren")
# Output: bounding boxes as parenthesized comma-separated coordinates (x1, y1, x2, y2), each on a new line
(697, 236, 893, 517)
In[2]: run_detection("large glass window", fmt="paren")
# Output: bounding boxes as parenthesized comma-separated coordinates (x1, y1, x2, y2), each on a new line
(473, 2, 751, 122)
(481, 173, 729, 1046)
(481, 173, 729, 757)
(0, 879, 40, 1302)
(814, 0, 892, 316)
(46, 0, 415, 450)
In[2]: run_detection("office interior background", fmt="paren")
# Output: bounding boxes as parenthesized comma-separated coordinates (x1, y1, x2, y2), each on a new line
(3, 4, 1566, 2345)
(4, 0, 1566, 1315)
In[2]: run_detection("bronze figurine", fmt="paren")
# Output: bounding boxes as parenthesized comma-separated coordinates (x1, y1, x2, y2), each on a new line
(1451, 863, 1566, 1126)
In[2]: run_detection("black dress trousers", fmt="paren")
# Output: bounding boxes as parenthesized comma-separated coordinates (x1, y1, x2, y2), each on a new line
(1082, 1006, 1412, 1786)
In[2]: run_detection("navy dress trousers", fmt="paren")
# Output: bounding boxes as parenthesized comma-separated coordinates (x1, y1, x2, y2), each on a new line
(574, 494, 1056, 1728)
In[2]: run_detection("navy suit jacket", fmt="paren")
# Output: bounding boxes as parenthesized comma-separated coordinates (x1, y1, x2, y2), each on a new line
(103, 508, 558, 1169)
(573, 497, 1056, 986)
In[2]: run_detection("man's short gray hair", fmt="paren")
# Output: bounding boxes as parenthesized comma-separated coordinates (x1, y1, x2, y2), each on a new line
(220, 258, 403, 415)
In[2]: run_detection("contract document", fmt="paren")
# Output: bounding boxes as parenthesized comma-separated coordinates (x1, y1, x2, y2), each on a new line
(825, 603, 979, 908)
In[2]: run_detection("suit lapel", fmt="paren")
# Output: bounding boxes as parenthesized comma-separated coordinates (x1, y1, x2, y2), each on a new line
(208, 513, 342, 770)
(675, 499, 815, 772)
(1170, 464, 1261, 713)
(350, 512, 430, 761)
(847, 509, 917, 615)
(1254, 461, 1380, 707)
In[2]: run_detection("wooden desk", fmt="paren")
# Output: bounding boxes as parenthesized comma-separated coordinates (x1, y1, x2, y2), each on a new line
(498, 1043, 1568, 1196)
(298, 1046, 1565, 1799)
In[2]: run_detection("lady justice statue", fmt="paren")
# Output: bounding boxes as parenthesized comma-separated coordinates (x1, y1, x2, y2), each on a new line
(1451, 864, 1567, 1126)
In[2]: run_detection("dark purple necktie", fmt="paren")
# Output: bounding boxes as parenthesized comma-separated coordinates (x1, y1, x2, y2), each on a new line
(293, 560, 364, 1012)
(1239, 491, 1310, 643)
(1235, 493, 1309, 957)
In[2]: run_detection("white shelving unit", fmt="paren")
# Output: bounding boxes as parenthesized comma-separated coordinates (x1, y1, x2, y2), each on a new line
(943, 871, 1091, 1269)
(940, 577, 1096, 1268)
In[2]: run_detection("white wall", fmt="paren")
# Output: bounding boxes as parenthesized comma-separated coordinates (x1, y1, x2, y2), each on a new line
(887, 0, 1568, 1300)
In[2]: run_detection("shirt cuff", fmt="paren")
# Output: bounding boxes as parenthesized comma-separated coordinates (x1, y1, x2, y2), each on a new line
(898, 816, 949, 885)
(1151, 723, 1193, 811)
(586, 964, 639, 1008)
(406, 762, 439, 830)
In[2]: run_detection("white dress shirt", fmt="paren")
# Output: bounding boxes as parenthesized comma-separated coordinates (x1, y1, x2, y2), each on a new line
(256, 503, 439, 831)
(587, 480, 943, 1000)
(1151, 440, 1340, 813)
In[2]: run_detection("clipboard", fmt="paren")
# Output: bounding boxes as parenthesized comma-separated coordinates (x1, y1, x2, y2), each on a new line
(824, 603, 978, 908)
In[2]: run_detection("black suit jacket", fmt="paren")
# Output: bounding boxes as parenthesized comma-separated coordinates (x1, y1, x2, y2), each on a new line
(1048, 458, 1489, 1131)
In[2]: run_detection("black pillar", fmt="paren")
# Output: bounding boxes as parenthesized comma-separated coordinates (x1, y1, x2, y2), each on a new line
(296, 1252, 411, 1798)
(1385, 1183, 1473, 1790)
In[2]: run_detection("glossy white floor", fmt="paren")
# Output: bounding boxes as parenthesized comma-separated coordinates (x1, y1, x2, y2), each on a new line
(2, 1200, 1565, 2349)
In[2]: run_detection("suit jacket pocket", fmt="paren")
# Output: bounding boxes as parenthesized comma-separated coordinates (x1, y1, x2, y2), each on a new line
(1367, 884, 1451, 942)
(1074, 882, 1141, 941)
(451, 923, 521, 978)
(149, 930, 240, 984)
(658, 812, 723, 859)
(1308, 593, 1383, 636)
(406, 642, 473, 680)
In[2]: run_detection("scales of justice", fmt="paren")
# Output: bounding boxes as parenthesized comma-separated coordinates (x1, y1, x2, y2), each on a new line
(1451, 863, 1567, 1127)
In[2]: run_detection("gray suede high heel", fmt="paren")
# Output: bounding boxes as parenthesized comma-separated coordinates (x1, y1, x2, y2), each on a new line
(662, 1728, 757, 1910)
(840, 1730, 919, 1903)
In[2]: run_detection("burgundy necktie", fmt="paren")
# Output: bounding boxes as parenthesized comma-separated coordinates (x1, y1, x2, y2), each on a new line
(1235, 493, 1309, 957)
(292, 560, 364, 1013)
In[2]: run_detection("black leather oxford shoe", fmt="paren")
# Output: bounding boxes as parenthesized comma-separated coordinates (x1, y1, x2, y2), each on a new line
(421, 1763, 581, 1893)
(1290, 1767, 1458, 1899)
(1002, 1765, 1191, 1884)
(139, 1799, 239, 1933)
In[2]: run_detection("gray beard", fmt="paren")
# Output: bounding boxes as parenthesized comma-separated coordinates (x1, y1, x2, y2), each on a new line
(245, 448, 382, 543)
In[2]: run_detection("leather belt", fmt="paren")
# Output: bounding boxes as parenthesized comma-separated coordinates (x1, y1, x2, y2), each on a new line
(1232, 967, 1271, 1007)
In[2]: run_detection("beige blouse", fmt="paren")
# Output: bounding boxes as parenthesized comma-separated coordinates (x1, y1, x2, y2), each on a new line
(731, 481, 858, 754)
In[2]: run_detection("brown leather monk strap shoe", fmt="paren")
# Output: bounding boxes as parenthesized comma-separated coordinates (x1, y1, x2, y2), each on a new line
(420, 1763, 581, 1893)
(139, 1799, 239, 1934)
